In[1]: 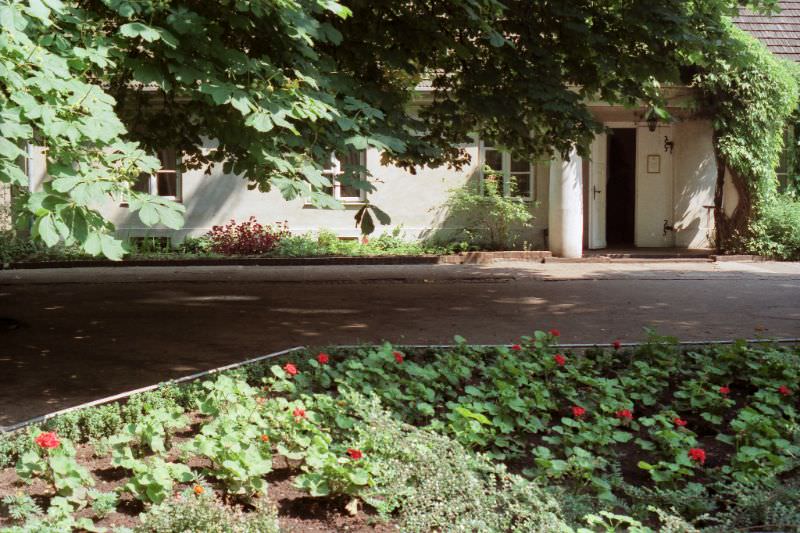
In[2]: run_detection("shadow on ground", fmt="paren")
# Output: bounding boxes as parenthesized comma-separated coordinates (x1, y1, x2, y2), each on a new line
(1, 262, 799, 425)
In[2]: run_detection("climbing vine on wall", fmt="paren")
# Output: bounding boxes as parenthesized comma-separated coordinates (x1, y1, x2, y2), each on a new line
(693, 25, 799, 252)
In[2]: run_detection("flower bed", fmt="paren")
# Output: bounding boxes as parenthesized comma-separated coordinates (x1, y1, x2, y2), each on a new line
(1, 334, 799, 532)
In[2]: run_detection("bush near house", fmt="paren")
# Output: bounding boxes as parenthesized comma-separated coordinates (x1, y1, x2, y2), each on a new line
(751, 194, 800, 260)
(1, 334, 799, 531)
(444, 169, 535, 250)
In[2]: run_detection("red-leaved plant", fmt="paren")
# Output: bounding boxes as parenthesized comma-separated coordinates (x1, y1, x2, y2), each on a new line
(206, 217, 290, 255)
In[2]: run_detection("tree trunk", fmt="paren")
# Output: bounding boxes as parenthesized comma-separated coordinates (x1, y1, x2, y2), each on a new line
(713, 143, 753, 253)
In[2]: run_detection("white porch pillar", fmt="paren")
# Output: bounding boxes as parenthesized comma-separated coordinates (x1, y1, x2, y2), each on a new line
(548, 147, 583, 258)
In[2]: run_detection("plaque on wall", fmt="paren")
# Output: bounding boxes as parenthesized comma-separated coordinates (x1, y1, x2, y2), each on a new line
(646, 154, 661, 174)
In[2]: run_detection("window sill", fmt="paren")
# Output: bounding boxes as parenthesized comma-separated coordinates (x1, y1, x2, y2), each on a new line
(303, 200, 368, 209)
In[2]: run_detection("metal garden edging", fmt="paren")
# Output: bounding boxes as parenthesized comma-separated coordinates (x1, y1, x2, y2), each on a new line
(0, 345, 306, 434)
(2, 337, 799, 434)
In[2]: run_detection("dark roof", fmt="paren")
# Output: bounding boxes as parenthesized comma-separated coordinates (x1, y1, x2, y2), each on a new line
(734, 0, 800, 61)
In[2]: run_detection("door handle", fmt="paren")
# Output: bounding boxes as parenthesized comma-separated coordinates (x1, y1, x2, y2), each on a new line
(592, 185, 602, 199)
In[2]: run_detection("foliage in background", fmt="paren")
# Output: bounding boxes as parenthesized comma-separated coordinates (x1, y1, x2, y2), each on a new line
(0, 1, 185, 260)
(693, 25, 799, 252)
(1, 0, 782, 258)
(444, 169, 534, 250)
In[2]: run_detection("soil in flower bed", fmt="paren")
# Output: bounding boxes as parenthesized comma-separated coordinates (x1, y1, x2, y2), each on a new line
(0, 428, 395, 532)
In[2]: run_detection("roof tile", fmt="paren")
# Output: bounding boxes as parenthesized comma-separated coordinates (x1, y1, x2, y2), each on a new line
(734, 0, 800, 60)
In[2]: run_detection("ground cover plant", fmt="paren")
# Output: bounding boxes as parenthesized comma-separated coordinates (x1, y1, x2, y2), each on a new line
(1, 224, 467, 266)
(0, 333, 799, 531)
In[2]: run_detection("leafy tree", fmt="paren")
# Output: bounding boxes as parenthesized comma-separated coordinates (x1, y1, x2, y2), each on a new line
(0, 0, 782, 257)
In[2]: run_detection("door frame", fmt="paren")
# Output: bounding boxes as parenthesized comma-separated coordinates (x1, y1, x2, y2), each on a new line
(588, 122, 637, 249)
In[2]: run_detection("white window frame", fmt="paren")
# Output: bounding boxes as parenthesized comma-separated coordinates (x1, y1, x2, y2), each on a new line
(479, 142, 535, 200)
(321, 150, 367, 204)
(122, 148, 182, 206)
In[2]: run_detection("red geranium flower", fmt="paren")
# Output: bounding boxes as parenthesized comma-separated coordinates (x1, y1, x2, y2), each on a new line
(346, 448, 363, 460)
(688, 448, 706, 465)
(674, 417, 688, 427)
(35, 432, 60, 449)
(393, 351, 404, 363)
(778, 385, 792, 396)
(615, 409, 633, 421)
(571, 405, 586, 418)
(193, 485, 204, 495)
(548, 328, 560, 337)
(510, 344, 522, 351)
(317, 353, 329, 364)
(612, 340, 622, 350)
(718, 385, 730, 396)
(553, 354, 566, 367)
(284, 363, 298, 376)
(292, 407, 306, 421)
(260, 434, 269, 443)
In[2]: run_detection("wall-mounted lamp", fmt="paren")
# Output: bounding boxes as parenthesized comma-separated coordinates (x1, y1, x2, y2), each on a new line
(647, 112, 658, 132)
(664, 136, 675, 154)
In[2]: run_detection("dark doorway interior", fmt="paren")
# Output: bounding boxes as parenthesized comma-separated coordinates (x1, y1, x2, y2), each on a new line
(606, 128, 636, 246)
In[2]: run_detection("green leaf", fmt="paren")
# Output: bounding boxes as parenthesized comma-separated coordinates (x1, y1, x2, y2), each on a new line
(37, 215, 60, 247)
(100, 234, 126, 261)
(245, 112, 274, 132)
(348, 469, 369, 485)
(138, 204, 160, 226)
(120, 22, 161, 42)
(26, 0, 52, 23)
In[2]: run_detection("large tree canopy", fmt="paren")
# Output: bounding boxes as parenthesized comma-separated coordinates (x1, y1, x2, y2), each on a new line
(0, 0, 780, 257)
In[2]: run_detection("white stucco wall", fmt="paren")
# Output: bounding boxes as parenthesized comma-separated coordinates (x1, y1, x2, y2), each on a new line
(671, 120, 717, 248)
(91, 139, 549, 247)
(23, 106, 720, 252)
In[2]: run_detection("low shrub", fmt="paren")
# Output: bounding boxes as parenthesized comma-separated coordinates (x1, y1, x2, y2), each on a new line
(205, 217, 290, 255)
(352, 404, 570, 532)
(751, 194, 800, 259)
(444, 168, 534, 250)
(135, 492, 279, 533)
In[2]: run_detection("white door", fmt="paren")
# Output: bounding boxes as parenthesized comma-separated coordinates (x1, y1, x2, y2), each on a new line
(635, 125, 675, 247)
(588, 134, 607, 249)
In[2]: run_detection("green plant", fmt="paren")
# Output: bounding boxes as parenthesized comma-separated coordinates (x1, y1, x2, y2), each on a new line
(15, 431, 94, 502)
(88, 489, 118, 519)
(1, 494, 41, 521)
(134, 492, 279, 533)
(294, 435, 373, 501)
(109, 406, 188, 458)
(0, 495, 100, 533)
(119, 455, 194, 505)
(751, 194, 800, 259)
(444, 169, 534, 250)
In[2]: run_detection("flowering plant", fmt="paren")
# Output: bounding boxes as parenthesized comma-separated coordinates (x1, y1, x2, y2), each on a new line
(16, 431, 94, 501)
(205, 217, 289, 255)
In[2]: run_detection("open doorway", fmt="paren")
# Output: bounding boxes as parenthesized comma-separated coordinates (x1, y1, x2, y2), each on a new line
(606, 128, 636, 246)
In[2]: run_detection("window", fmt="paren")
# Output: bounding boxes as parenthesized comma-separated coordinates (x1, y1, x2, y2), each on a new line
(481, 144, 535, 199)
(322, 149, 367, 202)
(131, 148, 181, 201)
(776, 126, 795, 193)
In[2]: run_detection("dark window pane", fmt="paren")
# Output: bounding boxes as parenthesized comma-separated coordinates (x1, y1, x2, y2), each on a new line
(509, 173, 531, 197)
(158, 149, 177, 171)
(485, 149, 502, 171)
(132, 173, 150, 193)
(510, 157, 530, 173)
(340, 149, 363, 168)
(157, 171, 177, 196)
(339, 179, 362, 199)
